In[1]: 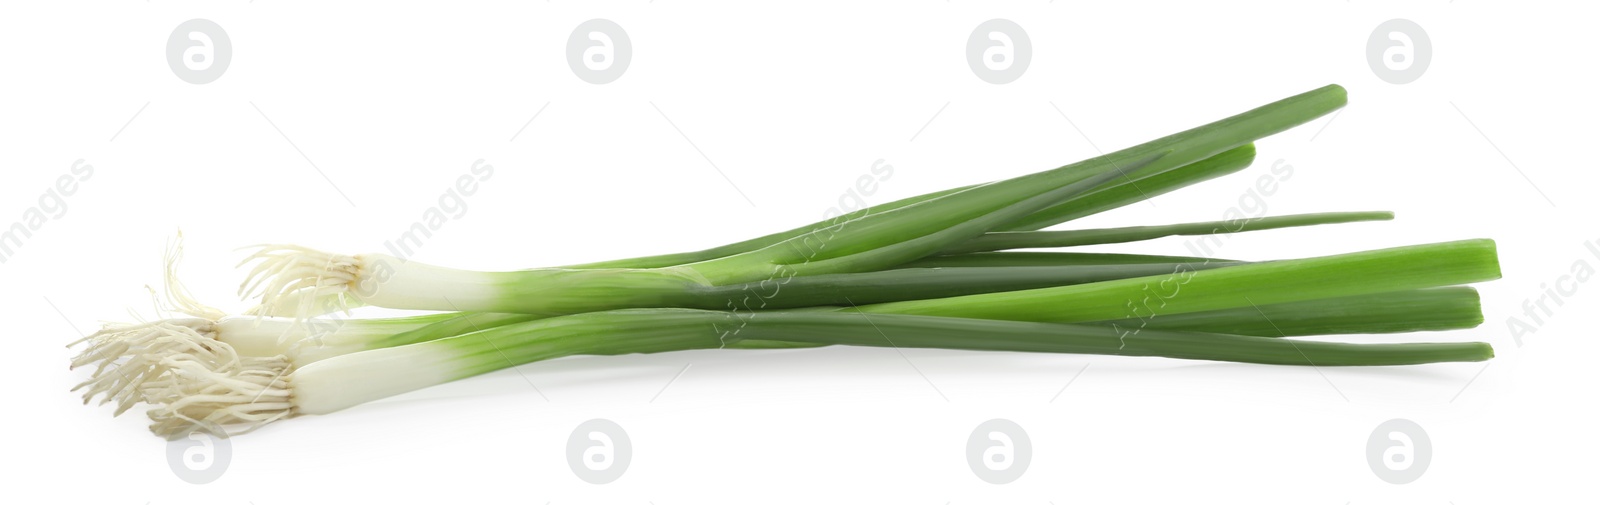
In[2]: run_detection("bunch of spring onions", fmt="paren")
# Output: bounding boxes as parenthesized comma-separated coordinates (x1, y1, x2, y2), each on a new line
(71, 84, 1503, 439)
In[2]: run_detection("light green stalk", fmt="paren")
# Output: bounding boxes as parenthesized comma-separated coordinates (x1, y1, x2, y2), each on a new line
(1091, 286, 1483, 337)
(858, 239, 1501, 323)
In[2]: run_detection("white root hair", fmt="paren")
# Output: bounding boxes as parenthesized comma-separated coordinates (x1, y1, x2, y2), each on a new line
(71, 233, 300, 437)
(238, 245, 362, 319)
(243, 288, 364, 318)
(71, 321, 301, 438)
(71, 232, 247, 414)
(70, 320, 234, 415)
(163, 231, 228, 321)
(142, 353, 295, 439)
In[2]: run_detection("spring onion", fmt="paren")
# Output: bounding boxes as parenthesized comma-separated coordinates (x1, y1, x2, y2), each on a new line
(140, 304, 1493, 437)
(66, 84, 1505, 441)
(242, 86, 1348, 318)
(116, 238, 1497, 436)
(76, 240, 1491, 425)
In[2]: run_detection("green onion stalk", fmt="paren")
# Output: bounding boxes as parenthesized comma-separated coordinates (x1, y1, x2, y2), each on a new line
(70, 84, 1507, 440)
(936, 211, 1394, 255)
(150, 309, 1490, 438)
(240, 86, 1347, 319)
(566, 143, 1260, 270)
(127, 239, 1497, 437)
(74, 252, 1248, 410)
(74, 280, 1482, 417)
(73, 207, 1411, 406)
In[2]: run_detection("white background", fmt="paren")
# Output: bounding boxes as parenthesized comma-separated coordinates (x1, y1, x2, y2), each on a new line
(2, 1, 1595, 503)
